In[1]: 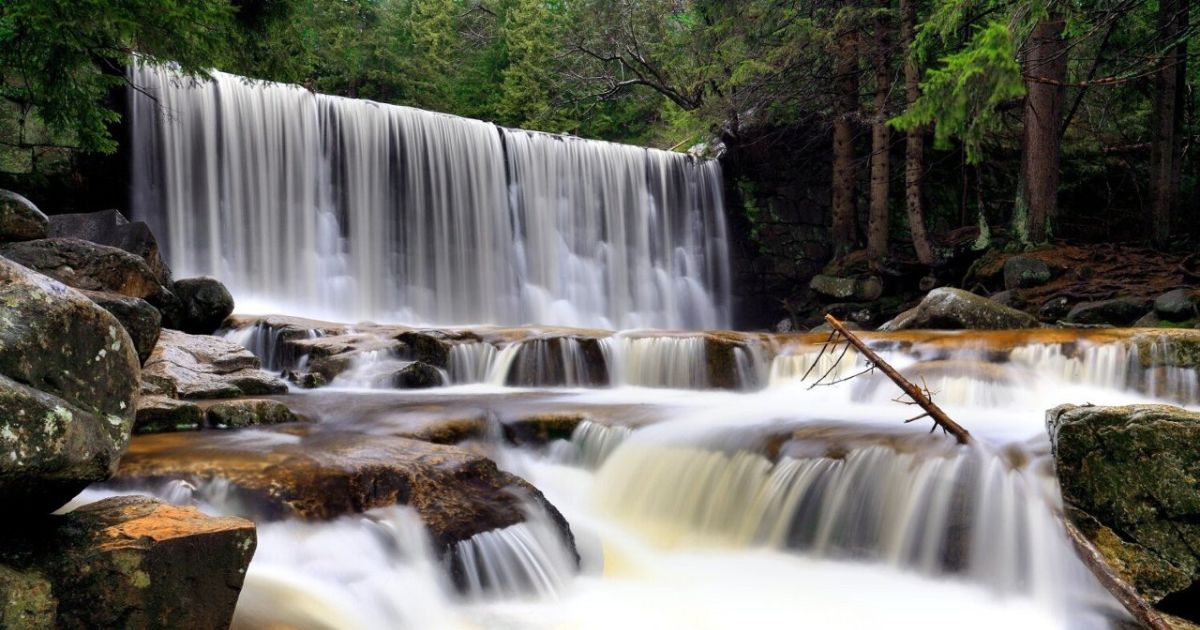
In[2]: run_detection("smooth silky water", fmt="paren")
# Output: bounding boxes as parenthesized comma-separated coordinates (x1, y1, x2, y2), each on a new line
(114, 66, 1199, 628)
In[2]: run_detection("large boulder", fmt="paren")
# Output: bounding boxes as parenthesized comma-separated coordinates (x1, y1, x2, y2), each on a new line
(1049, 404, 1200, 607)
(141, 330, 287, 400)
(1002, 256, 1051, 290)
(113, 428, 577, 557)
(0, 190, 48, 242)
(81, 290, 161, 365)
(1155, 289, 1199, 322)
(204, 399, 298, 429)
(0, 258, 139, 514)
(0, 495, 255, 629)
(47, 210, 171, 285)
(1065, 297, 1153, 327)
(0, 238, 163, 300)
(134, 396, 204, 435)
(879, 287, 1040, 331)
(172, 277, 234, 334)
(809, 274, 883, 302)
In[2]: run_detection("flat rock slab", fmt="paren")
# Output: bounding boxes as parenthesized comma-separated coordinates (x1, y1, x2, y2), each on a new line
(112, 428, 575, 553)
(142, 329, 287, 399)
(0, 495, 255, 630)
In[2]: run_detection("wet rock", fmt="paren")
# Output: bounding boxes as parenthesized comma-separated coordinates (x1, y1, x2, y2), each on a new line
(0, 190, 48, 242)
(285, 370, 327, 389)
(809, 274, 883, 302)
(0, 258, 139, 514)
(504, 413, 584, 446)
(134, 396, 204, 435)
(502, 336, 609, 387)
(879, 287, 1040, 331)
(1134, 311, 1163, 328)
(205, 399, 298, 429)
(81, 290, 161, 365)
(0, 495, 255, 629)
(172, 277, 235, 334)
(1049, 404, 1200, 605)
(1065, 297, 1153, 327)
(1003, 256, 1051, 290)
(1155, 289, 1199, 322)
(113, 429, 576, 555)
(0, 238, 163, 301)
(47, 209, 172, 285)
(142, 329, 287, 399)
(1037, 295, 1073, 322)
(390, 361, 445, 389)
(0, 563, 55, 628)
(989, 290, 1024, 309)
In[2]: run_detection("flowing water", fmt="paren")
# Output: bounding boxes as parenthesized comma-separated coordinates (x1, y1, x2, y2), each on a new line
(114, 66, 1200, 628)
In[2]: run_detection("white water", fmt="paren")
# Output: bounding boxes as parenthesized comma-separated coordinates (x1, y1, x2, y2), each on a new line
(129, 64, 729, 329)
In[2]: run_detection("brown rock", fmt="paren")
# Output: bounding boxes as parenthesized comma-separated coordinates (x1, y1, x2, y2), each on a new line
(142, 330, 287, 399)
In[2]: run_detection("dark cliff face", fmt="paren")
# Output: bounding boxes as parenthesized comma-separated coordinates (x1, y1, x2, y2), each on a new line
(720, 123, 834, 330)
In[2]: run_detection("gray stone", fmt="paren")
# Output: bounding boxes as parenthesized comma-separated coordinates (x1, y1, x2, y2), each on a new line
(0, 238, 165, 301)
(1037, 295, 1073, 322)
(879, 287, 1040, 331)
(1049, 404, 1200, 603)
(81, 290, 161, 365)
(172, 277, 235, 334)
(134, 396, 204, 435)
(0, 258, 139, 514)
(0, 190, 48, 242)
(809, 274, 882, 302)
(390, 361, 445, 389)
(1065, 297, 1153, 327)
(47, 210, 171, 285)
(1155, 288, 1199, 322)
(141, 330, 287, 400)
(205, 399, 298, 429)
(1002, 256, 1051, 290)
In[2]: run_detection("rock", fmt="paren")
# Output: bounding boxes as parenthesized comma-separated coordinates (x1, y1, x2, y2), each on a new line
(142, 329, 287, 399)
(390, 361, 445, 389)
(0, 190, 48, 242)
(0, 238, 163, 300)
(0, 564, 55, 628)
(879, 287, 1040, 331)
(1002, 256, 1051, 290)
(1048, 404, 1200, 605)
(1134, 311, 1162, 328)
(285, 370, 327, 389)
(0, 495, 255, 629)
(205, 399, 298, 429)
(134, 396, 204, 434)
(81, 290, 161, 365)
(1155, 289, 1199, 322)
(0, 258, 139, 514)
(172, 277, 235, 334)
(113, 429, 577, 555)
(1037, 296, 1072, 322)
(809, 274, 882, 302)
(989, 290, 1024, 309)
(504, 413, 584, 446)
(1065, 297, 1153, 327)
(47, 210, 171, 285)
(774, 318, 795, 333)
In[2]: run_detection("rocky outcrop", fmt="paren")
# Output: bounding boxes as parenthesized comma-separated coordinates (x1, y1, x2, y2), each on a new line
(1049, 404, 1200, 611)
(204, 399, 298, 429)
(0, 496, 255, 629)
(880, 287, 1041, 331)
(0, 190, 48, 242)
(47, 209, 171, 285)
(0, 258, 139, 514)
(0, 238, 164, 301)
(134, 396, 204, 435)
(113, 428, 576, 555)
(809, 274, 883, 302)
(1002, 256, 1051, 290)
(1155, 289, 1199, 322)
(141, 330, 287, 399)
(172, 277, 235, 334)
(1065, 297, 1153, 327)
(81, 290, 162, 365)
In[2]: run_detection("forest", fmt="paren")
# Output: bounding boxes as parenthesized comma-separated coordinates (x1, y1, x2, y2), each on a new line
(2, 0, 1198, 263)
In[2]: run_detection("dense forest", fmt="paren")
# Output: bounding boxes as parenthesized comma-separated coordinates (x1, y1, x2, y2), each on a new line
(2, 0, 1198, 281)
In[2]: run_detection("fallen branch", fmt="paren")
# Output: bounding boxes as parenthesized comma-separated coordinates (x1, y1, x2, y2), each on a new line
(822, 314, 972, 445)
(1063, 519, 1172, 630)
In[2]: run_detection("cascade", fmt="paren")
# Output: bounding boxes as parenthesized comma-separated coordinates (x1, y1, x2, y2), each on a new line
(129, 64, 730, 329)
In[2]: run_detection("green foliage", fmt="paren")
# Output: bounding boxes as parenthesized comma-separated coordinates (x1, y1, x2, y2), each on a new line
(0, 0, 236, 153)
(892, 21, 1025, 163)
(497, 0, 574, 131)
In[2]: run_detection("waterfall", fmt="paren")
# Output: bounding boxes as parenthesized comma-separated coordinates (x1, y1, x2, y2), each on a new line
(129, 64, 730, 329)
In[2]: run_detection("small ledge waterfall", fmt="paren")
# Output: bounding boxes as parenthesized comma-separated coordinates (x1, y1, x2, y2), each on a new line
(129, 64, 731, 329)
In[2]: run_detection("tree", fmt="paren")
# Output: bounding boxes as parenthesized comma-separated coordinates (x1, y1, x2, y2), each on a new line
(0, 0, 236, 153)
(831, 5, 861, 255)
(1020, 13, 1068, 244)
(1150, 0, 1189, 248)
(867, 0, 894, 263)
(899, 0, 935, 265)
(498, 0, 573, 130)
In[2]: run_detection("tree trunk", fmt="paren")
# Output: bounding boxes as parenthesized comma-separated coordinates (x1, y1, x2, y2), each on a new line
(831, 9, 860, 256)
(1021, 16, 1068, 245)
(1150, 0, 1188, 248)
(900, 0, 935, 265)
(867, 1, 893, 265)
